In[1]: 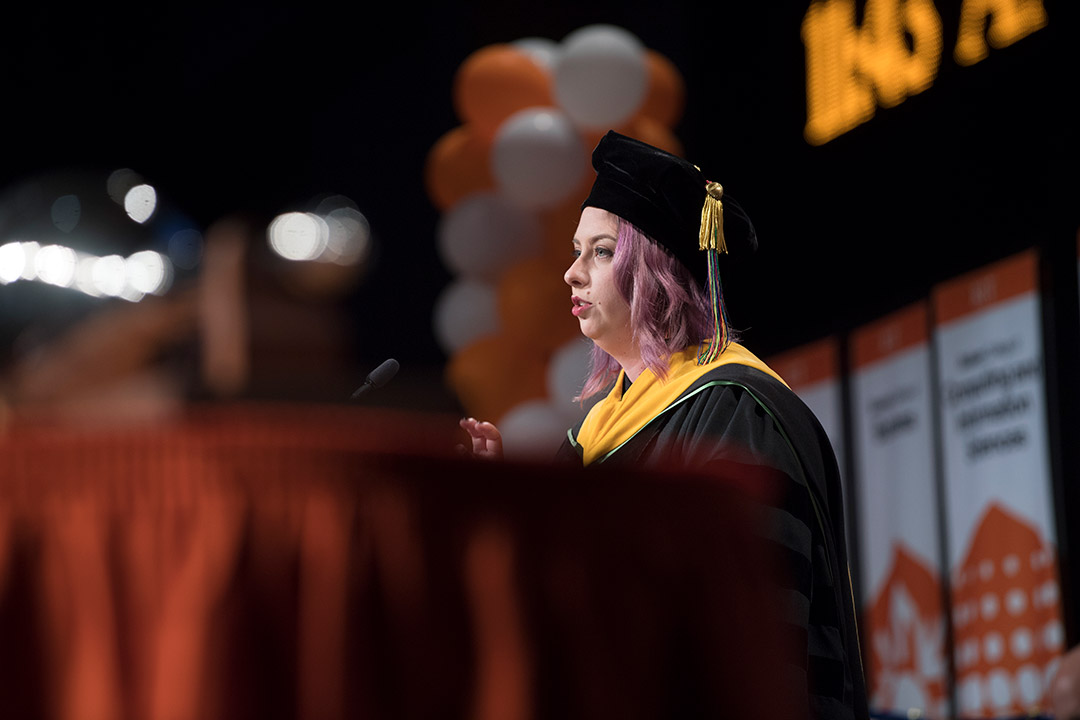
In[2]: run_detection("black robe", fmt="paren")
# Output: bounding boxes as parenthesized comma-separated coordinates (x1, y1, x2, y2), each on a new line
(556, 362, 870, 720)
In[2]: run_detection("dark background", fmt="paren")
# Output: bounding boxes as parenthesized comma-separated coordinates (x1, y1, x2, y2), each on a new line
(0, 1, 1076, 413)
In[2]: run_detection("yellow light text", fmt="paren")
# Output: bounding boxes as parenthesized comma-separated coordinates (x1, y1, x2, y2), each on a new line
(803, 0, 1047, 145)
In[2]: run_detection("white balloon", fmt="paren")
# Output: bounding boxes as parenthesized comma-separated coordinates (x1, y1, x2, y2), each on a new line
(546, 337, 594, 420)
(554, 24, 647, 130)
(491, 108, 586, 210)
(498, 399, 570, 462)
(436, 191, 541, 281)
(432, 278, 499, 355)
(512, 36, 560, 71)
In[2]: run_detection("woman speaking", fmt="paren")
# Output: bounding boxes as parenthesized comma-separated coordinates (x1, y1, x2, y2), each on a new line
(460, 130, 869, 720)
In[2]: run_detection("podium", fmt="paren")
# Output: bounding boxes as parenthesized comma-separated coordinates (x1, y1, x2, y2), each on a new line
(0, 403, 802, 720)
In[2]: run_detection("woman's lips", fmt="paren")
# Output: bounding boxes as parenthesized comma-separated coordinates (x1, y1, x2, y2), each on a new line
(571, 296, 591, 317)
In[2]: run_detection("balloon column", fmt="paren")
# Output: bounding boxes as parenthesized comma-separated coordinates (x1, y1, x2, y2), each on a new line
(426, 25, 686, 459)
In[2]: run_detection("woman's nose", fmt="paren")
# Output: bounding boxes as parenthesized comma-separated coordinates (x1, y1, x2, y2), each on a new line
(564, 257, 585, 287)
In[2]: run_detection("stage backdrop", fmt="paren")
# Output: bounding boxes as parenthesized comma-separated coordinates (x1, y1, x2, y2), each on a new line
(932, 249, 1064, 718)
(849, 302, 948, 719)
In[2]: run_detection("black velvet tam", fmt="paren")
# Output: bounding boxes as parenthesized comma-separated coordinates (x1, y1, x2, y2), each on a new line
(581, 130, 757, 287)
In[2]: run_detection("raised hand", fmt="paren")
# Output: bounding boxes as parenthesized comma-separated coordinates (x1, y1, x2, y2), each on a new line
(457, 417, 503, 460)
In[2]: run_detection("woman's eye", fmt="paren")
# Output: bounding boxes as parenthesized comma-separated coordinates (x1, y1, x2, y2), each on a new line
(596, 247, 613, 258)
(571, 248, 581, 259)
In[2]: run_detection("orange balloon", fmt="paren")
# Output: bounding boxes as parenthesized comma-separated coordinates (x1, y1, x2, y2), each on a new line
(625, 116, 684, 157)
(453, 44, 555, 142)
(423, 125, 495, 212)
(497, 255, 581, 353)
(539, 196, 585, 263)
(633, 50, 686, 129)
(579, 127, 608, 154)
(445, 333, 548, 423)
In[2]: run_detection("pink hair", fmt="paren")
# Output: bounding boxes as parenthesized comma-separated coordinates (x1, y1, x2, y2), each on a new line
(578, 217, 734, 401)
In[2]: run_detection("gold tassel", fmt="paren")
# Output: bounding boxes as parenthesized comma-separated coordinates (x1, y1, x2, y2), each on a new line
(699, 182, 727, 254)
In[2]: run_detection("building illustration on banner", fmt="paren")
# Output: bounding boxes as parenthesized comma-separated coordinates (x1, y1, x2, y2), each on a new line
(867, 544, 947, 717)
(951, 502, 1064, 717)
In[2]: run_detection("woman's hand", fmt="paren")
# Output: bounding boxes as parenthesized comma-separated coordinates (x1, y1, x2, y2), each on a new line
(458, 417, 503, 460)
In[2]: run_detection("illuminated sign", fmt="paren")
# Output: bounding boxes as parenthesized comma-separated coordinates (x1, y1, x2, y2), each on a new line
(802, 0, 1048, 145)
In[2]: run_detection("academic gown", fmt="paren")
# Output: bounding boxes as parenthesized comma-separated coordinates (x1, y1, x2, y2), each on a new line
(555, 346, 870, 720)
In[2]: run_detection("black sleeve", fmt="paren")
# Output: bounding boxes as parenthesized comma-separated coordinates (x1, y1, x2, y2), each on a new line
(689, 387, 816, 709)
(660, 383, 866, 720)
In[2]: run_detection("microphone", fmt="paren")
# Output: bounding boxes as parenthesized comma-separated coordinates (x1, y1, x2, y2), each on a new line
(350, 358, 400, 400)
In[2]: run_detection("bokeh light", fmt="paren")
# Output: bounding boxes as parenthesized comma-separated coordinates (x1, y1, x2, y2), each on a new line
(124, 183, 158, 224)
(0, 168, 192, 306)
(92, 254, 128, 297)
(0, 239, 173, 301)
(34, 244, 77, 287)
(168, 228, 204, 270)
(17, 242, 39, 281)
(0, 242, 27, 284)
(107, 168, 144, 205)
(268, 212, 325, 261)
(323, 206, 370, 265)
(51, 194, 82, 233)
(268, 197, 372, 268)
(74, 255, 104, 297)
(126, 249, 172, 295)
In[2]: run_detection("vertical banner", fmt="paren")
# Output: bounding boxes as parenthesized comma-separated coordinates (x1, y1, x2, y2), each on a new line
(933, 250, 1064, 718)
(850, 303, 948, 718)
(767, 336, 845, 470)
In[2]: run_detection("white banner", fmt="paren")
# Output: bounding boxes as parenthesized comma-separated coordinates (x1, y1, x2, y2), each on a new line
(850, 303, 947, 718)
(933, 250, 1063, 718)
